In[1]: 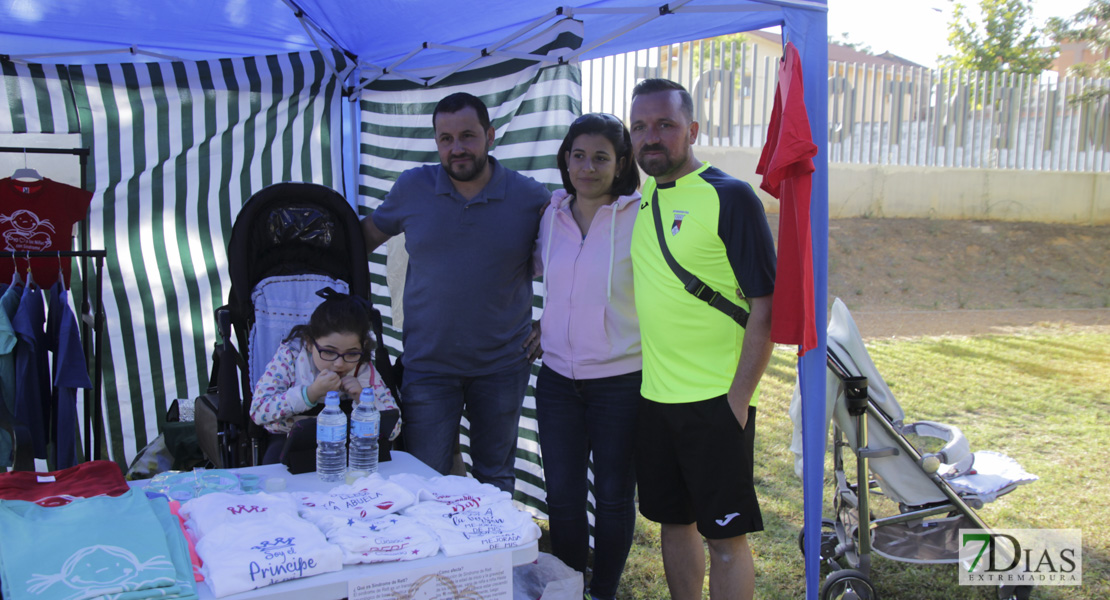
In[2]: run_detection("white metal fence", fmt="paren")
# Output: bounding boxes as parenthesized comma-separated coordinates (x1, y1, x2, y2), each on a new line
(581, 40, 1110, 173)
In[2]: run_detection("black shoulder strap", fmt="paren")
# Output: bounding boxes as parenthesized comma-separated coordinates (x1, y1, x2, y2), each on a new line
(651, 189, 749, 327)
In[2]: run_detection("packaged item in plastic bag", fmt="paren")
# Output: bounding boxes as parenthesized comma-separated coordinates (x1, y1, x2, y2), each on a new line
(511, 552, 583, 600)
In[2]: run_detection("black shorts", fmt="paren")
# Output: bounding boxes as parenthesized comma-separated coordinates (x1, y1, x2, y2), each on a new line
(635, 395, 762, 539)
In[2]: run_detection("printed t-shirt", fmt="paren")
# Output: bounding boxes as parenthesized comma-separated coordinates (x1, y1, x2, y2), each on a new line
(293, 472, 416, 523)
(0, 490, 182, 600)
(630, 162, 776, 404)
(389, 472, 513, 513)
(371, 157, 549, 376)
(311, 513, 440, 564)
(179, 491, 300, 539)
(407, 499, 541, 557)
(194, 516, 343, 598)
(0, 178, 93, 288)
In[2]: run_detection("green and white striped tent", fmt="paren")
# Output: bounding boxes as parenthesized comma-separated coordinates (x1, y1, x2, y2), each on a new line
(2, 52, 346, 461)
(1, 24, 578, 515)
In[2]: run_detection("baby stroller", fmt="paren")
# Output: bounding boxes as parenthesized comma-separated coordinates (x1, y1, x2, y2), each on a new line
(792, 299, 1037, 600)
(194, 182, 399, 468)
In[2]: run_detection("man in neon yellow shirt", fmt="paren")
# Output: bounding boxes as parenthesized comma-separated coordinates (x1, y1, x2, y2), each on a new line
(629, 78, 776, 600)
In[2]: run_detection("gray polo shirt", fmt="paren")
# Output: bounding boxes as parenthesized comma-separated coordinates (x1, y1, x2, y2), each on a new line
(372, 157, 550, 376)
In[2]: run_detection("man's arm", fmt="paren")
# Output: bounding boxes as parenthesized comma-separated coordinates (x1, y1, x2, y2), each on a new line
(727, 294, 773, 429)
(361, 215, 393, 255)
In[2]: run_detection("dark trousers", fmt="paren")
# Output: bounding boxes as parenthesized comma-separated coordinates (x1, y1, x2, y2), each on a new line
(401, 361, 532, 493)
(535, 365, 641, 600)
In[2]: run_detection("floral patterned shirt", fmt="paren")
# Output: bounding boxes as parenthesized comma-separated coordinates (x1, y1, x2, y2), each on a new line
(250, 340, 400, 437)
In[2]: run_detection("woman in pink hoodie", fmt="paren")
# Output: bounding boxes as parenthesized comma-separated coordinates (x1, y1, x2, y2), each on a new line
(532, 113, 641, 600)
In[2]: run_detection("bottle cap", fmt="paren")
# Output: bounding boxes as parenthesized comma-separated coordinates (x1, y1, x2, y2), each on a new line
(325, 390, 340, 406)
(237, 473, 261, 492)
(359, 387, 376, 403)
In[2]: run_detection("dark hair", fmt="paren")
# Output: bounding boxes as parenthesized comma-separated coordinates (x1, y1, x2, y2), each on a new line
(557, 113, 640, 197)
(631, 78, 694, 123)
(433, 92, 492, 132)
(284, 289, 376, 357)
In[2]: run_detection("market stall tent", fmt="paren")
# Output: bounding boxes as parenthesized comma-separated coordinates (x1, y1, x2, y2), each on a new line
(1, 0, 829, 596)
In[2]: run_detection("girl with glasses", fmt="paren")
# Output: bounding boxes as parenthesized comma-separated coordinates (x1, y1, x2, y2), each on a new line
(250, 291, 400, 463)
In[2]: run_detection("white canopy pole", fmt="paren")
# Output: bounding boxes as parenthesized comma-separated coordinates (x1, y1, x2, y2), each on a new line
(6, 46, 185, 64)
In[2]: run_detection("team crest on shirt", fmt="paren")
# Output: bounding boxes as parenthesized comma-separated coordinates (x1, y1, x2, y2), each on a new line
(671, 210, 689, 236)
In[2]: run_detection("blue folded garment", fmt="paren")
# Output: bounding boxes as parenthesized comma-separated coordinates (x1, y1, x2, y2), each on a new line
(0, 489, 184, 600)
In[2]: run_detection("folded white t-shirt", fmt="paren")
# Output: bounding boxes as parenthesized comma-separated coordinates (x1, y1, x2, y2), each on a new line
(312, 513, 440, 564)
(195, 516, 343, 598)
(293, 473, 416, 524)
(409, 499, 541, 557)
(391, 473, 512, 516)
(180, 492, 300, 539)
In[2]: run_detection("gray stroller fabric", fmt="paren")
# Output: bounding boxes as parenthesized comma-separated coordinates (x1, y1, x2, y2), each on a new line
(871, 514, 978, 564)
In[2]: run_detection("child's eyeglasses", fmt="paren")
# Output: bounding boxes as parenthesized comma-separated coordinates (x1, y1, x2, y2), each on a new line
(312, 342, 364, 363)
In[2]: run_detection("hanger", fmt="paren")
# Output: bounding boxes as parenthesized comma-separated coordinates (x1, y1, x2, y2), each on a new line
(9, 253, 22, 287)
(24, 251, 35, 288)
(12, 149, 42, 182)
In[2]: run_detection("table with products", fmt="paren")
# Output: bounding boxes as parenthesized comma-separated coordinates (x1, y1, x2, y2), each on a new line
(128, 452, 540, 600)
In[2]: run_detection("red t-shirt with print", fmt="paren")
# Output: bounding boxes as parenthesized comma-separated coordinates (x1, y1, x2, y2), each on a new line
(0, 177, 93, 288)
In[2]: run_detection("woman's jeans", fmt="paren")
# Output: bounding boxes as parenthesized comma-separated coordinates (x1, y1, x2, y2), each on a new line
(535, 365, 640, 600)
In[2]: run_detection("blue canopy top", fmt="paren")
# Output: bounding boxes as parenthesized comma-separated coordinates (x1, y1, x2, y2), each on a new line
(1, 0, 822, 71)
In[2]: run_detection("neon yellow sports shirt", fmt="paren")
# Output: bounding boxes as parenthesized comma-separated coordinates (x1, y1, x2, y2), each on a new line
(630, 162, 776, 404)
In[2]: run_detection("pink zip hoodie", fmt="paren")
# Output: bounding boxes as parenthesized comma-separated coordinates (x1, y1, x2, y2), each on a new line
(532, 189, 642, 380)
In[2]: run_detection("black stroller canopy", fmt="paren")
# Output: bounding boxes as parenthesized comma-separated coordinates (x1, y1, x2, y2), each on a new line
(227, 182, 369, 325)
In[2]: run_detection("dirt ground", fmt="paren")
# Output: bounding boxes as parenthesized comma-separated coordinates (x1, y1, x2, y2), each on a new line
(767, 215, 1110, 339)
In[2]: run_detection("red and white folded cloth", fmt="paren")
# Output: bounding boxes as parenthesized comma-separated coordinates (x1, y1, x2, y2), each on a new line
(291, 473, 416, 523)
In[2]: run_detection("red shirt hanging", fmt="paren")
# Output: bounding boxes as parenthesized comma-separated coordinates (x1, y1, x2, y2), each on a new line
(756, 41, 819, 354)
(0, 177, 93, 288)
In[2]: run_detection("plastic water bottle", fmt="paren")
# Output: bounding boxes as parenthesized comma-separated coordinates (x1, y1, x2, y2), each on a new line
(316, 391, 347, 482)
(349, 387, 380, 474)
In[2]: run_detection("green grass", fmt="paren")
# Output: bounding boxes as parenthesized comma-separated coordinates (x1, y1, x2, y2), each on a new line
(541, 329, 1110, 599)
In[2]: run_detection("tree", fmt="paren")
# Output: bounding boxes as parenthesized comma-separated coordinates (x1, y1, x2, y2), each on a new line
(829, 33, 873, 55)
(1046, 0, 1110, 80)
(940, 0, 1056, 74)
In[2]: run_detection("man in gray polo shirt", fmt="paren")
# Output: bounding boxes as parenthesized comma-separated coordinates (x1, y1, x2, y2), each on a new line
(361, 92, 549, 492)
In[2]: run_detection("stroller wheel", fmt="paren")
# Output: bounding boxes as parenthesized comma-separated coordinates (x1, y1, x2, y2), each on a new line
(821, 569, 876, 600)
(998, 584, 1032, 600)
(798, 518, 840, 563)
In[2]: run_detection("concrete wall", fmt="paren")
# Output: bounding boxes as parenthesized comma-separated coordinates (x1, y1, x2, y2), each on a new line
(698, 146, 1110, 225)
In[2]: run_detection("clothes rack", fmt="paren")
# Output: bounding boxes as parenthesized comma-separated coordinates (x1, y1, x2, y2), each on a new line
(1, 145, 107, 463)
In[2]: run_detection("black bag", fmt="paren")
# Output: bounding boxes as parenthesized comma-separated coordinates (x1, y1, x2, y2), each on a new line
(279, 406, 401, 475)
